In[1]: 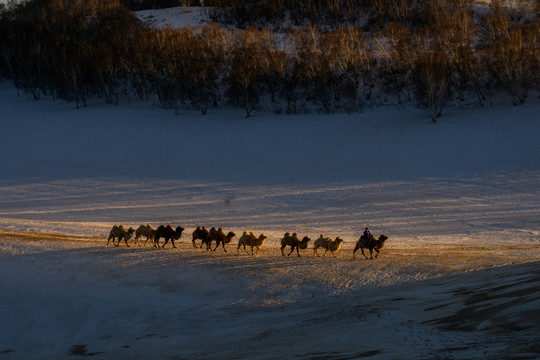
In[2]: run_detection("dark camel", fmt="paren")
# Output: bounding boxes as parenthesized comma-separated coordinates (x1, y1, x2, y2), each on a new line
(353, 234, 389, 259)
(154, 225, 184, 248)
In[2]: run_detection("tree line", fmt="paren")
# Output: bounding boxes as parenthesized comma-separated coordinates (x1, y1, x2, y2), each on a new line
(0, 0, 538, 120)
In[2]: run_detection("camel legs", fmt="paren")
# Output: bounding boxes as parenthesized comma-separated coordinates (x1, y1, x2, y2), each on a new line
(352, 243, 361, 258)
(213, 241, 227, 252)
(161, 238, 176, 248)
(143, 237, 154, 247)
(117, 236, 129, 247)
(280, 244, 286, 256)
(282, 245, 300, 256)
(237, 243, 249, 254)
(360, 247, 369, 260)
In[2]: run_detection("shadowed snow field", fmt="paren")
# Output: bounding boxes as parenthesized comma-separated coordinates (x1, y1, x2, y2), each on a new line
(0, 82, 539, 359)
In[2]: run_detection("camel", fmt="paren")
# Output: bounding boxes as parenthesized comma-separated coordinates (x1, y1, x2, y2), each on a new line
(107, 225, 135, 247)
(313, 235, 344, 257)
(208, 227, 236, 252)
(353, 234, 389, 259)
(192, 226, 210, 249)
(237, 231, 267, 255)
(280, 232, 311, 257)
(134, 224, 155, 246)
(154, 225, 184, 248)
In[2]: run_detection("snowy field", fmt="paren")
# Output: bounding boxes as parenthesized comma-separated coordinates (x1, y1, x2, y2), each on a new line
(136, 7, 209, 29)
(0, 73, 539, 360)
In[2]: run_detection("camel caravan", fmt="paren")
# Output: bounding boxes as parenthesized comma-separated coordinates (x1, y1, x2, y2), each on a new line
(106, 224, 388, 259)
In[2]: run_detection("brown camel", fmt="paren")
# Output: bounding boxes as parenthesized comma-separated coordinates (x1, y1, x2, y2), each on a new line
(237, 231, 267, 255)
(280, 232, 311, 257)
(192, 226, 210, 249)
(107, 225, 135, 247)
(208, 227, 236, 252)
(134, 224, 156, 246)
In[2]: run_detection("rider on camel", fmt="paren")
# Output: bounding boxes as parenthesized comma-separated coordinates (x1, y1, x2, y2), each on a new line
(363, 227, 373, 246)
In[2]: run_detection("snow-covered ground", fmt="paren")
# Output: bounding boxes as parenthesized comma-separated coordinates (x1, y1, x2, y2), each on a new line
(135, 7, 209, 28)
(0, 74, 539, 360)
(0, 81, 538, 247)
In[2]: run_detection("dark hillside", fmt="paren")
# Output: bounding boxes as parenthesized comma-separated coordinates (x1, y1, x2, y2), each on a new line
(0, 0, 538, 118)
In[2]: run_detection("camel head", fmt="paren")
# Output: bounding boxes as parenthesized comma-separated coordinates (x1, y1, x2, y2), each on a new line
(126, 227, 135, 239)
(226, 231, 236, 240)
(299, 236, 311, 249)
